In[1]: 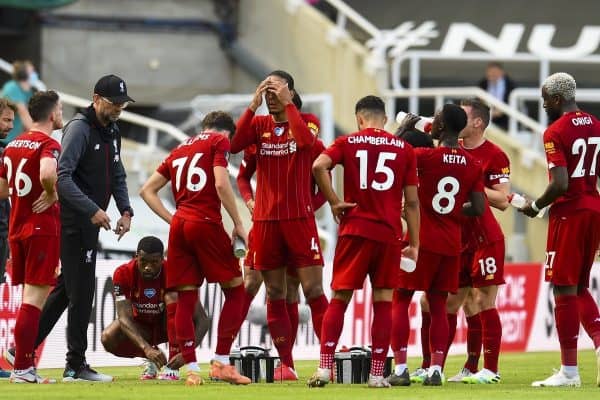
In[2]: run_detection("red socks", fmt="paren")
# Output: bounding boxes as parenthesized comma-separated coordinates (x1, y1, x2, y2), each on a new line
(391, 290, 412, 365)
(166, 302, 179, 360)
(555, 295, 579, 366)
(216, 284, 245, 355)
(308, 295, 328, 340)
(577, 289, 600, 349)
(371, 301, 392, 377)
(267, 299, 294, 368)
(464, 314, 482, 372)
(426, 292, 448, 369)
(176, 290, 198, 363)
(287, 301, 299, 345)
(319, 299, 348, 369)
(14, 303, 41, 370)
(480, 308, 502, 373)
(241, 289, 255, 323)
(420, 311, 431, 368)
(446, 313, 458, 352)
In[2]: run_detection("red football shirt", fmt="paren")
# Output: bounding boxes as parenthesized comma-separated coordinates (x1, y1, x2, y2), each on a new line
(156, 132, 229, 223)
(543, 110, 600, 217)
(415, 146, 484, 256)
(236, 137, 327, 210)
(231, 106, 318, 221)
(113, 259, 166, 325)
(461, 140, 510, 249)
(324, 127, 418, 243)
(0, 131, 61, 240)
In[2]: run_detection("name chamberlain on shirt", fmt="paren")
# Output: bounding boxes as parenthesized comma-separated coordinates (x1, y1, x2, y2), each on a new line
(347, 136, 405, 147)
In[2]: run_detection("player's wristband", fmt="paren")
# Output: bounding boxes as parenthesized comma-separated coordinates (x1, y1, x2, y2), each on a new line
(531, 201, 540, 212)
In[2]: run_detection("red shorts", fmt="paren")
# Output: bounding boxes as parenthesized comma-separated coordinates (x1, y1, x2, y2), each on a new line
(545, 210, 600, 286)
(331, 235, 402, 290)
(458, 239, 505, 288)
(112, 320, 167, 355)
(252, 218, 324, 270)
(167, 216, 242, 289)
(399, 249, 460, 293)
(10, 235, 60, 286)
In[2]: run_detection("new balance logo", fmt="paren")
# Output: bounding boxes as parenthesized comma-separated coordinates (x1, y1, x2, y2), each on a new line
(324, 342, 336, 347)
(184, 341, 194, 347)
(373, 348, 384, 354)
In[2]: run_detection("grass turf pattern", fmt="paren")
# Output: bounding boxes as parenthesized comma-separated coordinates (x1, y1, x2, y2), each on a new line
(1, 351, 598, 399)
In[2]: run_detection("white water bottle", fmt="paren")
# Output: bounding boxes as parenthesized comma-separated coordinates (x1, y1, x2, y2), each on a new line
(396, 111, 433, 133)
(400, 257, 417, 273)
(508, 193, 546, 218)
(233, 236, 247, 258)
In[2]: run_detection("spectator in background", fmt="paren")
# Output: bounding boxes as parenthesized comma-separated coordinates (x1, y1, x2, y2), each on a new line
(25, 61, 46, 91)
(478, 62, 516, 130)
(1, 61, 33, 145)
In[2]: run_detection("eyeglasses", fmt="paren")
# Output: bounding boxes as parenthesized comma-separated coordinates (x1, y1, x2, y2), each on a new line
(100, 96, 130, 109)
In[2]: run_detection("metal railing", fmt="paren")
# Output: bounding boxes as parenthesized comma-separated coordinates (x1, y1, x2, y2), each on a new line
(381, 86, 547, 156)
(0, 58, 189, 151)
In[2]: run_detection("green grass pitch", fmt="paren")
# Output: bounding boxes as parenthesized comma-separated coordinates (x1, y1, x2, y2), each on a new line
(1, 351, 598, 399)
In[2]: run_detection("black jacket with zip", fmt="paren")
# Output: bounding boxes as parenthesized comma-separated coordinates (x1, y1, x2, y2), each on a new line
(57, 104, 132, 229)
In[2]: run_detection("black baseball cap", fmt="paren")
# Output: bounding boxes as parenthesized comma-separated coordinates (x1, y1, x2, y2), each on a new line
(94, 74, 135, 103)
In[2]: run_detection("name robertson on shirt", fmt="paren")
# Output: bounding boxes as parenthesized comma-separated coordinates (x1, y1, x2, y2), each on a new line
(347, 135, 405, 148)
(6, 139, 42, 150)
(260, 140, 297, 156)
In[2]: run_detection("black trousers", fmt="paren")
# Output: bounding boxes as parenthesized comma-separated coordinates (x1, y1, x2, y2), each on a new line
(36, 224, 99, 369)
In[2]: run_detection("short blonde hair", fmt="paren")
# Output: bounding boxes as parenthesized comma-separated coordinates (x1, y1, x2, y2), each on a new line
(543, 72, 576, 101)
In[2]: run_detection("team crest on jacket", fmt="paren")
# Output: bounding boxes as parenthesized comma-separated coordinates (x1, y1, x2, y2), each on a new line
(144, 288, 156, 298)
(274, 127, 284, 136)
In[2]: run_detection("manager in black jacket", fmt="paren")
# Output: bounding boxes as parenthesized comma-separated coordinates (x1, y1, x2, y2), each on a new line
(36, 75, 134, 382)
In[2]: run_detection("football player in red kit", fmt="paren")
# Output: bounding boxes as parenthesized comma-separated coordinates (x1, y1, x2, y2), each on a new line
(0, 91, 62, 384)
(140, 111, 250, 386)
(236, 92, 327, 374)
(231, 71, 329, 380)
(521, 73, 600, 387)
(388, 104, 485, 386)
(101, 236, 210, 381)
(308, 95, 420, 388)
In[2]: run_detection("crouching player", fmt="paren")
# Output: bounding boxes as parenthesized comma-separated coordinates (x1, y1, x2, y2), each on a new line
(101, 236, 210, 380)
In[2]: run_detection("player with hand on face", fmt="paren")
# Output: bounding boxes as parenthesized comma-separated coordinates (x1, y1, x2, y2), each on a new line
(231, 71, 329, 381)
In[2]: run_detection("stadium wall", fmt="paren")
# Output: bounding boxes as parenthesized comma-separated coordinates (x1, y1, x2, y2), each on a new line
(1, 260, 598, 368)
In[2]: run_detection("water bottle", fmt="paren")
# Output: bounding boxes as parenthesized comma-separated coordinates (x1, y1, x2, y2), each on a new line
(233, 236, 247, 258)
(508, 193, 546, 218)
(400, 257, 417, 272)
(395, 111, 433, 133)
